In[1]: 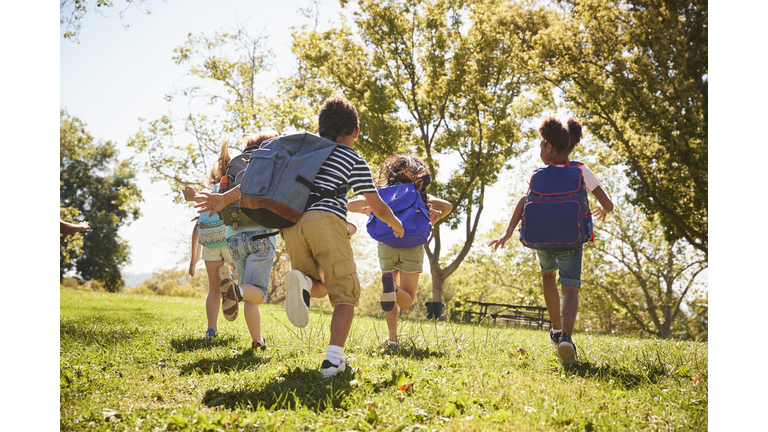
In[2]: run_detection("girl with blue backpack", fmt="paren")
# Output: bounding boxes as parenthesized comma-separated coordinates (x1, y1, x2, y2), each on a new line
(488, 117, 614, 364)
(348, 154, 452, 348)
(183, 136, 236, 339)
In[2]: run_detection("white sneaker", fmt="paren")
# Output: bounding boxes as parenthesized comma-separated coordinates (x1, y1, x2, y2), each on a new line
(284, 270, 311, 328)
(320, 358, 351, 378)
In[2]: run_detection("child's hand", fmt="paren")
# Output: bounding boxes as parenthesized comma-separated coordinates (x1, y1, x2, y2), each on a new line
(389, 218, 405, 238)
(188, 264, 196, 277)
(429, 209, 443, 226)
(182, 186, 197, 202)
(592, 205, 608, 222)
(72, 221, 90, 232)
(194, 192, 225, 214)
(487, 232, 512, 251)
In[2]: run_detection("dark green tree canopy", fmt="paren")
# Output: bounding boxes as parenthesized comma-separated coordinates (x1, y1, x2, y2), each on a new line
(60, 109, 143, 291)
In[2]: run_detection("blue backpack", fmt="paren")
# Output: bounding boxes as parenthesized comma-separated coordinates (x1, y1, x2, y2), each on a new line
(367, 182, 431, 248)
(519, 161, 593, 252)
(238, 132, 349, 229)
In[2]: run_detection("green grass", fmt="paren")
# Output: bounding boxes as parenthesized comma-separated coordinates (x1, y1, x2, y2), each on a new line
(60, 290, 707, 431)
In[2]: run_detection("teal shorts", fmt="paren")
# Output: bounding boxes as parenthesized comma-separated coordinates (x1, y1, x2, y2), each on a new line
(377, 243, 424, 273)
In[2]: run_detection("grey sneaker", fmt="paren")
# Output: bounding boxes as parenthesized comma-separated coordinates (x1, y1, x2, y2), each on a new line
(252, 339, 268, 352)
(285, 270, 311, 328)
(557, 334, 578, 364)
(549, 329, 561, 346)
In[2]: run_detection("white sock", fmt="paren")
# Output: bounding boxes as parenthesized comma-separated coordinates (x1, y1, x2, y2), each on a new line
(552, 328, 562, 334)
(256, 338, 265, 346)
(325, 345, 344, 365)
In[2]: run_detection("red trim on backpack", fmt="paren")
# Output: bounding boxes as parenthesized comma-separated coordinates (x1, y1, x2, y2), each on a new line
(550, 160, 570, 166)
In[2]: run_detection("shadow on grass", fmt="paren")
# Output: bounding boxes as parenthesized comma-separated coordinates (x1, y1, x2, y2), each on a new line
(60, 319, 144, 347)
(180, 349, 271, 376)
(202, 367, 354, 411)
(562, 359, 668, 389)
(373, 340, 448, 360)
(170, 335, 237, 353)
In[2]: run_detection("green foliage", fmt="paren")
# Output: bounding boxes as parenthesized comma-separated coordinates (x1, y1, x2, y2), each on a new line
(60, 290, 709, 431)
(132, 269, 209, 298)
(536, 0, 708, 253)
(60, 109, 143, 292)
(128, 27, 312, 201)
(587, 194, 708, 338)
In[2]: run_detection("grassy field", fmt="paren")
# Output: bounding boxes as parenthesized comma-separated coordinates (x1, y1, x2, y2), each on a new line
(60, 290, 707, 431)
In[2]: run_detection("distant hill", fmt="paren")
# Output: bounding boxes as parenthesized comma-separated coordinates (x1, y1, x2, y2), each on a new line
(123, 272, 152, 288)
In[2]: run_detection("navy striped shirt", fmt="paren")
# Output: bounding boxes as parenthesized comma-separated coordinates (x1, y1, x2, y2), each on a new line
(306, 145, 377, 220)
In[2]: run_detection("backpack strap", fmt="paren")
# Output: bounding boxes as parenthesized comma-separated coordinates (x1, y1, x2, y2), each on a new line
(251, 231, 279, 241)
(296, 175, 351, 198)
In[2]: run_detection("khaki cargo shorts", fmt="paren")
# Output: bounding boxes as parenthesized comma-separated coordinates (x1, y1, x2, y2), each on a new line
(283, 210, 360, 307)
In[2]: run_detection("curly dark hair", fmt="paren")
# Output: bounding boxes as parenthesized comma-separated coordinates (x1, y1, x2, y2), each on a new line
(317, 95, 359, 140)
(377, 153, 432, 210)
(538, 116, 583, 155)
(566, 118, 583, 153)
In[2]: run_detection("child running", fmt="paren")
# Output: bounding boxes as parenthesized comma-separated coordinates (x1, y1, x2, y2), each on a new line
(487, 117, 613, 364)
(193, 95, 404, 377)
(185, 131, 280, 351)
(182, 136, 236, 339)
(348, 154, 452, 348)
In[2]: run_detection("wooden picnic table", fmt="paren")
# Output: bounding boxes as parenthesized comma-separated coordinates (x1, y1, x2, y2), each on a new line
(457, 300, 551, 330)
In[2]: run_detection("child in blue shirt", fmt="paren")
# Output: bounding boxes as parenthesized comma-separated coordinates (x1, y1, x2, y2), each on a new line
(488, 117, 613, 364)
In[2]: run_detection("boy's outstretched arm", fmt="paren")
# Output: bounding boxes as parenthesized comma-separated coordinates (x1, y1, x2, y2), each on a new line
(428, 195, 453, 226)
(363, 191, 404, 237)
(347, 197, 371, 216)
(487, 196, 525, 251)
(194, 185, 240, 214)
(590, 186, 614, 221)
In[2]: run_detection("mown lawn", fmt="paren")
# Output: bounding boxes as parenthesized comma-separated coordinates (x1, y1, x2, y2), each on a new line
(60, 290, 707, 431)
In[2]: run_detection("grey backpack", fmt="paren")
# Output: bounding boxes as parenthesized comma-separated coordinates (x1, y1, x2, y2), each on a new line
(238, 132, 349, 229)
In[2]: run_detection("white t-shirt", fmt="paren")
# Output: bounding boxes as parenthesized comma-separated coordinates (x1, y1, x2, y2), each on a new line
(533, 162, 601, 192)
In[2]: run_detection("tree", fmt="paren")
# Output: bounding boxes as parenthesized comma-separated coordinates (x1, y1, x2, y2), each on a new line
(60, 109, 143, 291)
(535, 0, 708, 254)
(583, 195, 708, 338)
(291, 0, 552, 304)
(128, 26, 311, 202)
(60, 0, 157, 42)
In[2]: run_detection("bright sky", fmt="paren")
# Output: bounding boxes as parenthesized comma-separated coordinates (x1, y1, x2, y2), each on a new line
(59, 0, 519, 277)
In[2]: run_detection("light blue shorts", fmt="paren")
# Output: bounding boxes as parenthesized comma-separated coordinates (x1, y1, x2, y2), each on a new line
(536, 244, 583, 288)
(227, 230, 275, 299)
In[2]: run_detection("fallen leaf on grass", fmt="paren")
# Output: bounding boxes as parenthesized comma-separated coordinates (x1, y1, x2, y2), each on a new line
(691, 376, 701, 386)
(398, 380, 417, 391)
(517, 348, 527, 355)
(397, 396, 405, 403)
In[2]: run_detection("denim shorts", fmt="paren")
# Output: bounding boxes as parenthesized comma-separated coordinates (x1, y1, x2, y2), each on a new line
(378, 243, 424, 273)
(536, 244, 583, 288)
(227, 230, 275, 299)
